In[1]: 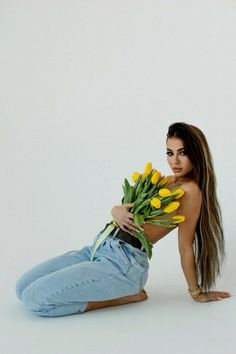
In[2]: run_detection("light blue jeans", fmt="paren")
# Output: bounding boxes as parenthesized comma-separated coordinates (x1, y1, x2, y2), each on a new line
(15, 227, 149, 317)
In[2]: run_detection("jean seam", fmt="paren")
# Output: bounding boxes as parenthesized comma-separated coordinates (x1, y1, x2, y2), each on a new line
(42, 274, 115, 304)
(117, 241, 131, 265)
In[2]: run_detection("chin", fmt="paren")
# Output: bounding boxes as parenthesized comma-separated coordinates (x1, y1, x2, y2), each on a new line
(173, 171, 184, 176)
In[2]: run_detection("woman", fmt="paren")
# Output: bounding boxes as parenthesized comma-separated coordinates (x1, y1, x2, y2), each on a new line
(15, 122, 232, 317)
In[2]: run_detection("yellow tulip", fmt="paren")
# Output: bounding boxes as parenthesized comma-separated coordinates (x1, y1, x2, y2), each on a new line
(150, 197, 161, 208)
(172, 215, 185, 223)
(173, 188, 185, 199)
(159, 176, 171, 185)
(151, 170, 161, 184)
(159, 188, 172, 197)
(163, 201, 180, 213)
(131, 172, 141, 183)
(143, 162, 152, 175)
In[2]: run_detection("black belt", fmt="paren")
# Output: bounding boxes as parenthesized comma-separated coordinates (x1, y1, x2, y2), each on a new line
(106, 223, 145, 252)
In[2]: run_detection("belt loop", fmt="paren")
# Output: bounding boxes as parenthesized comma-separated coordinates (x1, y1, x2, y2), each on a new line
(113, 227, 120, 237)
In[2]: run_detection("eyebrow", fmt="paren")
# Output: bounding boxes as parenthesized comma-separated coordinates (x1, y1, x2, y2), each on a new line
(166, 148, 185, 151)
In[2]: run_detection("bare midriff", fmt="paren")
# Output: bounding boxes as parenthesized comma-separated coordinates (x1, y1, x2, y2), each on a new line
(142, 209, 178, 245)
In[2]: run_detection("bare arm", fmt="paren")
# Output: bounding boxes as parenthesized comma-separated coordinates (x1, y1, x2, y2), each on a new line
(180, 249, 199, 290)
(177, 183, 232, 301)
(177, 183, 202, 290)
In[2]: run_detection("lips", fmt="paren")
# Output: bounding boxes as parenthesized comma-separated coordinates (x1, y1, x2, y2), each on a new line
(173, 168, 182, 172)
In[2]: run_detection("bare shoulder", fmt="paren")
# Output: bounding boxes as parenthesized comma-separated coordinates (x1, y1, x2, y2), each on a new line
(166, 175, 202, 200)
(177, 180, 202, 223)
(181, 180, 201, 193)
(166, 175, 202, 212)
(180, 181, 202, 204)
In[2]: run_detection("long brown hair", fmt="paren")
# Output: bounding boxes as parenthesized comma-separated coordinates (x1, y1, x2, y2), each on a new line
(166, 122, 226, 292)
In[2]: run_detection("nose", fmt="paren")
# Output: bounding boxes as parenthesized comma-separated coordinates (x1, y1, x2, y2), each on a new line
(173, 154, 180, 163)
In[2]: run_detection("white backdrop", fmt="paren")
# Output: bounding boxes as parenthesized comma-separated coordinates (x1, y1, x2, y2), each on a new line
(1, 1, 236, 354)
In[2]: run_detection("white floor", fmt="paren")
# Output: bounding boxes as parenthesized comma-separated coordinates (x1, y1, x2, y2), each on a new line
(2, 237, 235, 354)
(1, 1, 236, 353)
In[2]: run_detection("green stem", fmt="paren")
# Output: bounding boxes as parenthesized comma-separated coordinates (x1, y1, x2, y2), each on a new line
(90, 222, 116, 261)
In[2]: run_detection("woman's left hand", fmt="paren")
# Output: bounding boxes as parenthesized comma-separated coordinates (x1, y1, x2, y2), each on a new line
(193, 290, 232, 302)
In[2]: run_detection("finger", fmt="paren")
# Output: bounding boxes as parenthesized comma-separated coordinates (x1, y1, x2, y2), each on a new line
(209, 291, 232, 298)
(124, 203, 134, 209)
(118, 224, 125, 231)
(218, 293, 232, 298)
(209, 296, 222, 301)
(127, 214, 144, 231)
(219, 291, 233, 297)
(122, 225, 135, 236)
(117, 222, 128, 231)
(123, 222, 136, 232)
(120, 225, 129, 232)
(126, 230, 135, 236)
(128, 225, 144, 232)
(126, 220, 144, 232)
(128, 221, 144, 231)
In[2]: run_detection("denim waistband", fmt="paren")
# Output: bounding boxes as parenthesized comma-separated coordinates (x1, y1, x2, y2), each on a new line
(103, 222, 146, 253)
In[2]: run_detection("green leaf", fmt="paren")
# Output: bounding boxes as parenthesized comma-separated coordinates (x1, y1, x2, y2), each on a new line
(122, 183, 126, 202)
(135, 199, 151, 213)
(134, 213, 145, 226)
(131, 193, 148, 211)
(144, 210, 164, 218)
(135, 181, 143, 197)
(133, 175, 142, 189)
(123, 178, 132, 203)
(133, 230, 153, 259)
(90, 222, 117, 261)
(130, 185, 136, 202)
(148, 184, 157, 196)
(158, 195, 177, 205)
(143, 179, 152, 193)
(145, 219, 176, 228)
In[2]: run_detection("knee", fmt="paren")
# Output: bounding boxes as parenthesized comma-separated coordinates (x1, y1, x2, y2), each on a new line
(19, 283, 53, 317)
(15, 275, 26, 301)
(15, 269, 36, 301)
(20, 287, 87, 317)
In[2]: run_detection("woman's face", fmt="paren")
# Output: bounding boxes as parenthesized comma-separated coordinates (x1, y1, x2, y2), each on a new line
(166, 137, 194, 179)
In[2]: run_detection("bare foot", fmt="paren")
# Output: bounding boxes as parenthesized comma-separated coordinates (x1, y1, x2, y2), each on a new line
(85, 289, 148, 312)
(122, 288, 148, 304)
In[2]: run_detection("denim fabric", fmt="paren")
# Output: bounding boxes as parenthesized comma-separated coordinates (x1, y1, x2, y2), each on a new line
(15, 228, 149, 317)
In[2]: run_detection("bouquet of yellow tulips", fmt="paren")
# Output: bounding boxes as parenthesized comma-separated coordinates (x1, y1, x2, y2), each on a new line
(90, 162, 185, 261)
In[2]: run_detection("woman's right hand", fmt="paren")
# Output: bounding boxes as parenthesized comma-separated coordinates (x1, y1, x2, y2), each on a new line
(111, 203, 144, 235)
(192, 290, 232, 302)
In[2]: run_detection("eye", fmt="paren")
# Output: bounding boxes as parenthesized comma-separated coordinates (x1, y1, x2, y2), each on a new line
(166, 151, 186, 156)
